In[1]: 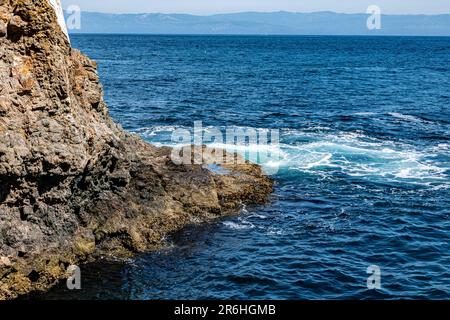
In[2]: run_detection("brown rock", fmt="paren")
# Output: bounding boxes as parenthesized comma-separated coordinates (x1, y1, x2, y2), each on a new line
(0, 20, 6, 36)
(0, 97, 10, 115)
(7, 14, 26, 35)
(10, 56, 34, 93)
(0, 0, 273, 300)
(0, 7, 8, 36)
(0, 257, 11, 267)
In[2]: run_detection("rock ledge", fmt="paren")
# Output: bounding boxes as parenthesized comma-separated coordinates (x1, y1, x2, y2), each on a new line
(0, 0, 273, 299)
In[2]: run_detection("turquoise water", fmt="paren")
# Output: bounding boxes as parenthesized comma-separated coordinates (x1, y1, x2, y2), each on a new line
(42, 35, 449, 299)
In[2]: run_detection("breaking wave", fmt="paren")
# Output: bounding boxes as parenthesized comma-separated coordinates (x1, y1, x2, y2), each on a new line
(133, 125, 449, 186)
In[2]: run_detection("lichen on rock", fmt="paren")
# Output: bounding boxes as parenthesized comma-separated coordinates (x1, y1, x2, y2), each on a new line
(0, 0, 273, 299)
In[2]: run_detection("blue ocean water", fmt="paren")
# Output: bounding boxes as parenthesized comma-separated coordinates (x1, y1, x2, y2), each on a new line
(44, 35, 449, 299)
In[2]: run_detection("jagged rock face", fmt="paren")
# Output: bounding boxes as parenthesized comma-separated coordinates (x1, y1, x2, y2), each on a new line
(0, 0, 273, 299)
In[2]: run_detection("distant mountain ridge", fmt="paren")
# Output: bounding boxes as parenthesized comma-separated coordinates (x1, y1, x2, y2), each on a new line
(67, 11, 450, 36)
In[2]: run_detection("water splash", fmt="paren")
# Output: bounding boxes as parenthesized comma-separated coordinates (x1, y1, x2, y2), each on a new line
(133, 125, 449, 186)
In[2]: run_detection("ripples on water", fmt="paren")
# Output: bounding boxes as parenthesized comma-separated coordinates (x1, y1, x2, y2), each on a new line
(41, 35, 449, 300)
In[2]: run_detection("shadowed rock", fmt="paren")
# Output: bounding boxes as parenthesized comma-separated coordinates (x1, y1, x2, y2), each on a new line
(0, 0, 273, 299)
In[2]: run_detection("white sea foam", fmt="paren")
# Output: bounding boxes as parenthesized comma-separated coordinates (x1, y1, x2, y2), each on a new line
(222, 221, 255, 230)
(280, 139, 447, 183)
(353, 112, 378, 117)
(133, 125, 449, 185)
(388, 112, 423, 123)
(134, 125, 182, 139)
(266, 227, 283, 236)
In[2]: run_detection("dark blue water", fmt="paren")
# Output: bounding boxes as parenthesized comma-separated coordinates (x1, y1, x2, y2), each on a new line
(45, 35, 449, 299)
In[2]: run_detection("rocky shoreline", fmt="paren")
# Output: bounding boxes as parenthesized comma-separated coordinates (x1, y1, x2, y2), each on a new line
(0, 0, 273, 300)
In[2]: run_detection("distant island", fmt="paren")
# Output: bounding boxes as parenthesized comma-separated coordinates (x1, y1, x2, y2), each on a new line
(66, 11, 450, 36)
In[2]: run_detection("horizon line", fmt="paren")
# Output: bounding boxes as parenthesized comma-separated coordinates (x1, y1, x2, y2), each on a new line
(69, 10, 450, 17)
(68, 33, 450, 38)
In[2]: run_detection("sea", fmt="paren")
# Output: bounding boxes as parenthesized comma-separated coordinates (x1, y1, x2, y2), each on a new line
(40, 35, 449, 299)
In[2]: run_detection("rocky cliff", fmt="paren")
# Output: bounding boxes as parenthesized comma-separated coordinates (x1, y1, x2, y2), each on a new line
(0, 0, 272, 299)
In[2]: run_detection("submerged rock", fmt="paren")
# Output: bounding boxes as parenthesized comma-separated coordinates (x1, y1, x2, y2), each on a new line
(0, 0, 273, 299)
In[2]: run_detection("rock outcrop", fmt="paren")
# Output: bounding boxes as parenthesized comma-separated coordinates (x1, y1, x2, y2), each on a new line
(0, 0, 272, 299)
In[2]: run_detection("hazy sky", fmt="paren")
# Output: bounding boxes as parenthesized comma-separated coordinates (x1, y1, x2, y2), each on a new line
(60, 0, 450, 15)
